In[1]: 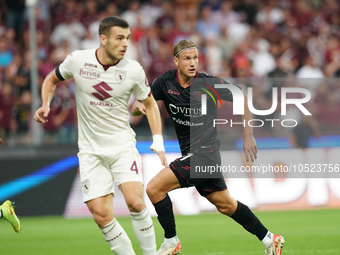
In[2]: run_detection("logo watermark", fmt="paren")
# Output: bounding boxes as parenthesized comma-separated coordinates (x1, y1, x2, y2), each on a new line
(200, 83, 312, 127)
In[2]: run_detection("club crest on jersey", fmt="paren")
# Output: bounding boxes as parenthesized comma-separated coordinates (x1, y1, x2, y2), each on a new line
(115, 70, 126, 83)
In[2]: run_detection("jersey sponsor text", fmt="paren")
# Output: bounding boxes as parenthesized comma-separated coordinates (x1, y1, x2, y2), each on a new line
(79, 68, 100, 79)
(90, 101, 113, 107)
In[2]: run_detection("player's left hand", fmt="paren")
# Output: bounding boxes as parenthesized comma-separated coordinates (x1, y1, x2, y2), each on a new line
(0, 138, 2, 145)
(243, 135, 257, 162)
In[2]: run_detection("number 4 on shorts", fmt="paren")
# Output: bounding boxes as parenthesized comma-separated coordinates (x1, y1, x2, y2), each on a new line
(130, 161, 138, 174)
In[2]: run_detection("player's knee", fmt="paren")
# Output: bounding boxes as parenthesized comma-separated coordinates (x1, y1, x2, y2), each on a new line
(93, 214, 106, 227)
(92, 207, 112, 227)
(146, 179, 157, 200)
(126, 197, 144, 213)
(216, 203, 237, 216)
(146, 179, 164, 203)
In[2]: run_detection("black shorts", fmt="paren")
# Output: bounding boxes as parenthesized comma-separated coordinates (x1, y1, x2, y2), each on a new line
(169, 150, 227, 197)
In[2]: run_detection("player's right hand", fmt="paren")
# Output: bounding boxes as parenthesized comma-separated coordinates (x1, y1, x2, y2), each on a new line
(156, 151, 168, 167)
(34, 105, 50, 124)
(150, 134, 168, 167)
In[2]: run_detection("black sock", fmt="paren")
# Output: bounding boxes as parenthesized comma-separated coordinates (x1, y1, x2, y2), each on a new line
(153, 194, 176, 238)
(231, 201, 268, 240)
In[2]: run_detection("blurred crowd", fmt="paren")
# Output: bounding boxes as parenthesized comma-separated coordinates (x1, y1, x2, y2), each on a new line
(0, 0, 340, 146)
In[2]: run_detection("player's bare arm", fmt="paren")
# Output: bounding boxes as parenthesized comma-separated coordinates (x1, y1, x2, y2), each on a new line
(141, 95, 168, 166)
(131, 100, 146, 116)
(34, 69, 62, 124)
(241, 93, 257, 162)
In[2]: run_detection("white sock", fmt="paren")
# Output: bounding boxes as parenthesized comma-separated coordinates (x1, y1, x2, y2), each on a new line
(164, 236, 178, 246)
(262, 231, 274, 248)
(131, 208, 156, 255)
(0, 209, 2, 218)
(100, 218, 136, 255)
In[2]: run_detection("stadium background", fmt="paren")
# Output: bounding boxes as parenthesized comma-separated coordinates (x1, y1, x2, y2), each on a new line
(0, 0, 339, 218)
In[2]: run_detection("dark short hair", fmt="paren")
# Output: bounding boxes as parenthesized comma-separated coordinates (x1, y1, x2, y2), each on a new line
(99, 16, 129, 36)
(173, 40, 198, 57)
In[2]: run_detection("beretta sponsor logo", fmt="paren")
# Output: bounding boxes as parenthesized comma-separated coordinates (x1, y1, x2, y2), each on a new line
(79, 68, 100, 79)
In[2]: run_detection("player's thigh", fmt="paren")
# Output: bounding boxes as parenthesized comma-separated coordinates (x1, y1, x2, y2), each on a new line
(148, 166, 181, 193)
(119, 181, 144, 198)
(78, 152, 114, 202)
(119, 181, 145, 212)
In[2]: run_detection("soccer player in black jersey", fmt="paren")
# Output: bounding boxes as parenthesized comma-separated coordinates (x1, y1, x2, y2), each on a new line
(132, 40, 284, 255)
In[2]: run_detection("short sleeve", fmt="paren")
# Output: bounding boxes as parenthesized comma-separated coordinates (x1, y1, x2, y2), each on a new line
(214, 77, 238, 102)
(56, 53, 75, 80)
(150, 77, 163, 101)
(132, 67, 151, 101)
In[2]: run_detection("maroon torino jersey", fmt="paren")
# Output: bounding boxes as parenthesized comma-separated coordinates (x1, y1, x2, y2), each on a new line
(150, 70, 234, 155)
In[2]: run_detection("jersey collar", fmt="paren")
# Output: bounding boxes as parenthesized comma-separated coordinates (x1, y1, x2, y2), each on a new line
(175, 70, 199, 88)
(95, 49, 120, 71)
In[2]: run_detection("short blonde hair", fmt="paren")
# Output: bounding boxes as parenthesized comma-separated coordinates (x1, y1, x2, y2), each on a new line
(173, 40, 198, 58)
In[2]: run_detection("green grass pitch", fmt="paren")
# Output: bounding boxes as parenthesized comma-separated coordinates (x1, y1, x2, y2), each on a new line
(0, 209, 339, 254)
